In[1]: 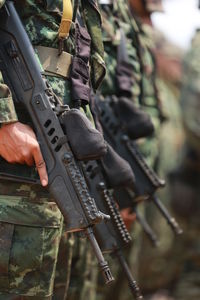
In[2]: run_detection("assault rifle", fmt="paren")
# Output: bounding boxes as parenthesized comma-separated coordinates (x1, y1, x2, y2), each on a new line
(81, 159, 143, 300)
(95, 94, 183, 245)
(0, 1, 114, 284)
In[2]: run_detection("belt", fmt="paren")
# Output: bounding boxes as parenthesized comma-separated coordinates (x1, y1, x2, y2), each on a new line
(35, 46, 72, 78)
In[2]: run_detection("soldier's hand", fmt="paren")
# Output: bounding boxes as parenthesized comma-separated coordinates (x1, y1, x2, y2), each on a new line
(0, 122, 48, 186)
(120, 207, 136, 231)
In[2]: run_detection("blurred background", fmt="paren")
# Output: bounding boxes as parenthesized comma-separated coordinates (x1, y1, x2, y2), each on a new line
(152, 0, 200, 49)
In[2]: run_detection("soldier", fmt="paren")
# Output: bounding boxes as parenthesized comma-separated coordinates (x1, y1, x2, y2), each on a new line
(63, 0, 157, 298)
(168, 7, 200, 298)
(137, 31, 185, 297)
(87, 1, 165, 300)
(101, 1, 184, 300)
(0, 1, 106, 299)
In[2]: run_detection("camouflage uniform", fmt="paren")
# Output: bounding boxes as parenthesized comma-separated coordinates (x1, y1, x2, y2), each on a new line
(87, 1, 162, 300)
(61, 1, 166, 299)
(106, 23, 162, 300)
(0, 0, 105, 299)
(99, 0, 162, 163)
(137, 29, 185, 294)
(169, 29, 200, 300)
(65, 234, 100, 300)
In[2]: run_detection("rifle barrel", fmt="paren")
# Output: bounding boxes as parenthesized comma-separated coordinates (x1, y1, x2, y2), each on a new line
(152, 196, 183, 235)
(86, 227, 114, 284)
(114, 250, 143, 300)
(134, 208, 159, 247)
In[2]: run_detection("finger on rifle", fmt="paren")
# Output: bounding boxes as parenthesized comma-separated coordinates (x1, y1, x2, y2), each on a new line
(32, 144, 48, 186)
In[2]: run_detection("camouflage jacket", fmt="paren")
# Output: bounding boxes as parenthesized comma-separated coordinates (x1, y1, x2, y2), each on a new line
(0, 0, 18, 123)
(181, 29, 200, 152)
(0, 0, 105, 124)
(98, 0, 162, 166)
(0, 1, 106, 296)
(99, 0, 141, 102)
(99, 0, 161, 132)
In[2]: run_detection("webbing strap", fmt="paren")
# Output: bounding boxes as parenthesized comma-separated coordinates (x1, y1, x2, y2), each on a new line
(58, 0, 73, 39)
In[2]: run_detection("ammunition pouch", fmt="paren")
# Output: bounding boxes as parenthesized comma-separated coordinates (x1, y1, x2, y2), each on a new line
(116, 28, 134, 98)
(71, 56, 90, 105)
(70, 23, 91, 107)
(114, 28, 154, 140)
(116, 61, 134, 98)
(60, 108, 107, 161)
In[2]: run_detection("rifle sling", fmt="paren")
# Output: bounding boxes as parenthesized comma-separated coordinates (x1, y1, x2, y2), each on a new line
(58, 0, 73, 39)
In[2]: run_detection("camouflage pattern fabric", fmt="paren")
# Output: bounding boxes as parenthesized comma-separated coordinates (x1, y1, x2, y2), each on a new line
(169, 29, 200, 300)
(133, 22, 161, 168)
(0, 72, 18, 124)
(79, 1, 162, 300)
(105, 9, 184, 300)
(181, 30, 200, 152)
(81, 0, 106, 90)
(54, 1, 165, 300)
(52, 232, 75, 300)
(78, 1, 144, 297)
(137, 30, 185, 293)
(104, 209, 144, 300)
(0, 0, 105, 123)
(0, 294, 52, 299)
(100, 0, 162, 165)
(66, 235, 100, 300)
(15, 0, 105, 92)
(0, 0, 106, 298)
(0, 180, 63, 298)
(138, 27, 200, 300)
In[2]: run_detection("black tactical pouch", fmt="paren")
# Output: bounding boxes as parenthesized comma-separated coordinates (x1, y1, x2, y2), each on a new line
(114, 28, 155, 140)
(100, 142, 135, 188)
(60, 108, 107, 161)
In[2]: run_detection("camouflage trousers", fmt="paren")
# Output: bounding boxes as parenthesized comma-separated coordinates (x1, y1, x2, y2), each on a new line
(52, 232, 74, 300)
(0, 180, 63, 298)
(0, 76, 69, 298)
(0, 68, 96, 299)
(0, 295, 52, 299)
(66, 235, 99, 300)
(171, 215, 200, 300)
(104, 212, 143, 300)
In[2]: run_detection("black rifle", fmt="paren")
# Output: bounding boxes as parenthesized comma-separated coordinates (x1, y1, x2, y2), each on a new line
(0, 1, 114, 284)
(95, 94, 183, 245)
(81, 159, 143, 299)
